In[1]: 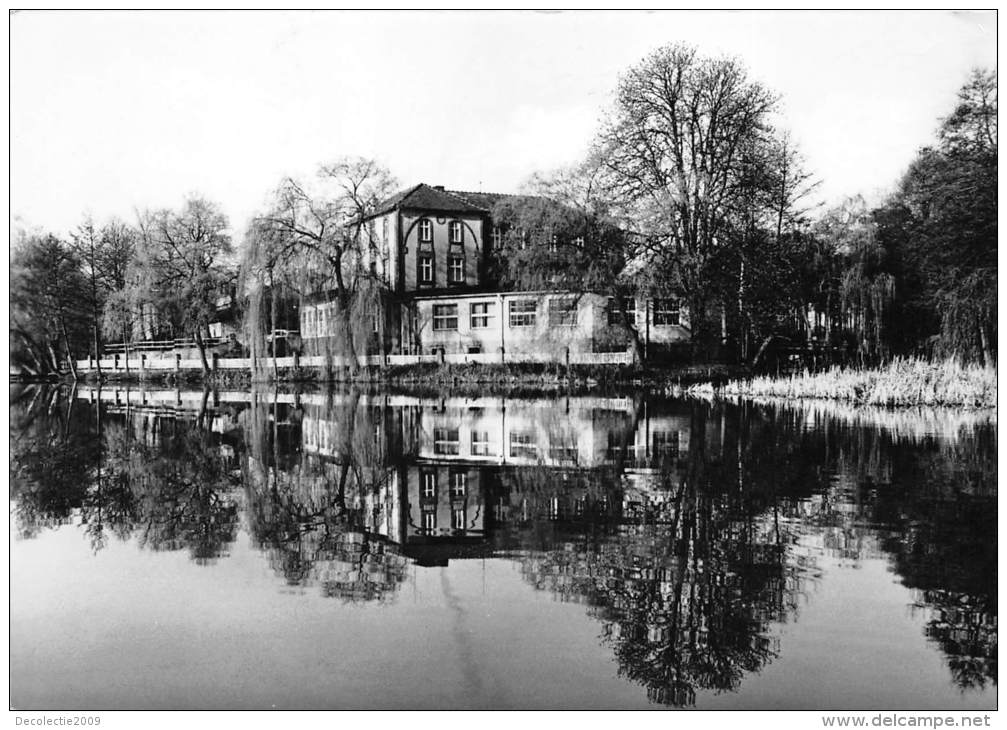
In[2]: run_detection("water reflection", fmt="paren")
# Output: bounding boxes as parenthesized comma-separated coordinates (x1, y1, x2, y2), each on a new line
(9, 384, 997, 707)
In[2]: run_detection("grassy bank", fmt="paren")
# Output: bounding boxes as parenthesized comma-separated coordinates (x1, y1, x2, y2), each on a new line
(691, 358, 996, 408)
(62, 361, 745, 391)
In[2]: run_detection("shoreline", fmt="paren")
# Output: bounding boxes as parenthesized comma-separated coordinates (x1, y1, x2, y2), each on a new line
(689, 358, 996, 410)
(16, 361, 744, 393)
(14, 359, 996, 409)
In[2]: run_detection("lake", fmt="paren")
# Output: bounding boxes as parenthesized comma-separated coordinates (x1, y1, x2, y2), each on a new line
(9, 384, 997, 710)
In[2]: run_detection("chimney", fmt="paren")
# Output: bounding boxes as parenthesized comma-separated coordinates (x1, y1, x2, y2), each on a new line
(433, 185, 445, 191)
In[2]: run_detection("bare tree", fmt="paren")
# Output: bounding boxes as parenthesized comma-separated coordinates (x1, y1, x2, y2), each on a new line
(247, 156, 397, 370)
(597, 43, 779, 346)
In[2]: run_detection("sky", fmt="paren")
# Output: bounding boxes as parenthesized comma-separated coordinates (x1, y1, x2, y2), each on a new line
(10, 10, 997, 237)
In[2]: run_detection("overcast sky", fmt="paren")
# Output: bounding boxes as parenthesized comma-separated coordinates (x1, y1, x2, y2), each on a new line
(11, 10, 997, 236)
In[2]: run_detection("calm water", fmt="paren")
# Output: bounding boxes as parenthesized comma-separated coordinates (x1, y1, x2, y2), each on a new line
(9, 384, 997, 710)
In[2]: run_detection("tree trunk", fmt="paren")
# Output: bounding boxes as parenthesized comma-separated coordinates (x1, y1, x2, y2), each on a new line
(59, 316, 78, 381)
(120, 324, 131, 378)
(270, 270, 279, 382)
(338, 290, 359, 374)
(194, 328, 211, 377)
(978, 319, 991, 367)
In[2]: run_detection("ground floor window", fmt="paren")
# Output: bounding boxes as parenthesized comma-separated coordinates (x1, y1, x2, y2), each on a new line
(607, 297, 637, 326)
(509, 431, 537, 459)
(434, 428, 460, 455)
(433, 304, 458, 331)
(548, 298, 578, 326)
(470, 302, 494, 328)
(653, 298, 681, 326)
(508, 299, 537, 328)
(471, 430, 492, 456)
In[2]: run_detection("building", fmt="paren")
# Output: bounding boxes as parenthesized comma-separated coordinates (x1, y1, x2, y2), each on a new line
(299, 183, 692, 362)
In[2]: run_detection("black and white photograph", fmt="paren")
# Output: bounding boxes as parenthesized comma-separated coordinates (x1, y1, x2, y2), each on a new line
(9, 9, 997, 718)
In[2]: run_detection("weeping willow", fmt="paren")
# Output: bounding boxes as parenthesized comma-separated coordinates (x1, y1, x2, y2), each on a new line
(240, 218, 392, 380)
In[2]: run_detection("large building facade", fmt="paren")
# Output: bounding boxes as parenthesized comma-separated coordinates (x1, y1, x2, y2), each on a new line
(300, 183, 691, 361)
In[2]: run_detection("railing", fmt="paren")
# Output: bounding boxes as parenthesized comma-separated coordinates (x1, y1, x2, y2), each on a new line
(75, 347, 634, 374)
(103, 337, 225, 354)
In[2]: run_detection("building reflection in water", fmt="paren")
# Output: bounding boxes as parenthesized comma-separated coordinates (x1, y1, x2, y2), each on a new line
(9, 384, 997, 706)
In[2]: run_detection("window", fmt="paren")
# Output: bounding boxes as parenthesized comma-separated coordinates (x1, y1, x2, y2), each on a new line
(548, 434, 579, 463)
(653, 299, 681, 326)
(491, 227, 503, 250)
(548, 233, 558, 253)
(419, 255, 434, 285)
(449, 256, 464, 284)
(608, 297, 637, 326)
(508, 299, 537, 328)
(450, 471, 466, 497)
(421, 471, 436, 499)
(433, 304, 458, 331)
(573, 236, 585, 248)
(607, 430, 637, 461)
(451, 508, 467, 530)
(471, 431, 492, 456)
(449, 221, 463, 243)
(418, 219, 433, 242)
(470, 302, 494, 329)
(548, 298, 577, 326)
(652, 431, 681, 458)
(422, 511, 437, 531)
(434, 428, 460, 455)
(509, 431, 537, 459)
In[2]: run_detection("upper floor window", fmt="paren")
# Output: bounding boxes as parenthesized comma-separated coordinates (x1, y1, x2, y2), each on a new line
(418, 219, 433, 243)
(449, 221, 463, 243)
(508, 299, 537, 328)
(653, 299, 681, 326)
(421, 471, 437, 499)
(418, 255, 434, 285)
(548, 298, 577, 326)
(433, 304, 458, 331)
(450, 471, 466, 497)
(491, 227, 503, 250)
(449, 255, 464, 284)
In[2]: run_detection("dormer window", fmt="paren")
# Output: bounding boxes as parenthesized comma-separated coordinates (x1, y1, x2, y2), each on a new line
(418, 219, 433, 243)
(449, 220, 463, 243)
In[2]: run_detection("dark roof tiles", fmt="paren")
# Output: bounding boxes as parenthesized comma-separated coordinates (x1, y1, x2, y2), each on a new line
(368, 183, 489, 219)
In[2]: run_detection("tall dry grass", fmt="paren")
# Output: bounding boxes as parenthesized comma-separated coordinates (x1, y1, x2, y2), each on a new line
(695, 357, 996, 408)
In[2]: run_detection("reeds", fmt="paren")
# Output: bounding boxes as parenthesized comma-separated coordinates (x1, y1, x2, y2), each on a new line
(697, 357, 997, 408)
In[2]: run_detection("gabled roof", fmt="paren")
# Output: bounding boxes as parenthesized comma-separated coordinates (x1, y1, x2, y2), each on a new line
(366, 183, 490, 220)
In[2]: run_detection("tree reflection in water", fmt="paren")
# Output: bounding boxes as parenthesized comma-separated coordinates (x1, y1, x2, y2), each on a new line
(9, 385, 997, 704)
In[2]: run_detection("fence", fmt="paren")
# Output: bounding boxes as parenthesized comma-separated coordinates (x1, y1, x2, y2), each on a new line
(103, 337, 225, 354)
(75, 347, 634, 374)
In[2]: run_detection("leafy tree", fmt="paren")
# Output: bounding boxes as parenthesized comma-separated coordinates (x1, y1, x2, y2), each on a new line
(877, 68, 996, 363)
(133, 196, 235, 374)
(10, 232, 90, 377)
